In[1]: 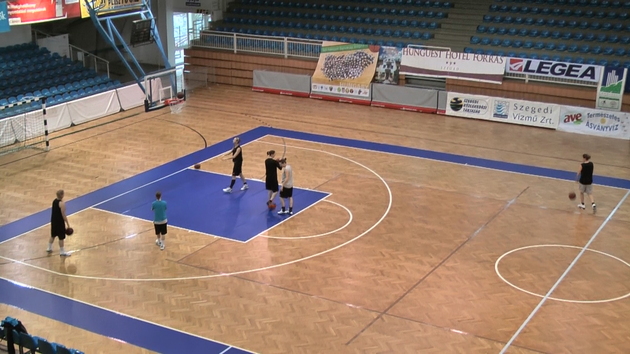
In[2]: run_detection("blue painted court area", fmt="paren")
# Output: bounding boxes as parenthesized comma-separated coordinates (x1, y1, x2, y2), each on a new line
(0, 278, 252, 354)
(95, 170, 329, 242)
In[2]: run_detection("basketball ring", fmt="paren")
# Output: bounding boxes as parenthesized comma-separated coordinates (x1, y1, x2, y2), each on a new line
(164, 97, 185, 114)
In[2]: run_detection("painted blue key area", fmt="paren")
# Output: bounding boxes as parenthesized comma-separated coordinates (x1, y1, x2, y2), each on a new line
(1, 125, 630, 354)
(0, 279, 251, 354)
(95, 170, 328, 242)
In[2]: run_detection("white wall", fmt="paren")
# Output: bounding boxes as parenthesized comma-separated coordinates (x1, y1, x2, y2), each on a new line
(0, 25, 32, 47)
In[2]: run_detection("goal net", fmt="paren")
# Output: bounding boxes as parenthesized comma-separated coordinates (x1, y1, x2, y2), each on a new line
(0, 97, 49, 156)
(143, 65, 187, 112)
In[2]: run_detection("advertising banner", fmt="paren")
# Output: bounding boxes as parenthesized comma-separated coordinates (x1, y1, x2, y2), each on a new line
(505, 58, 602, 83)
(7, 0, 81, 25)
(558, 106, 630, 139)
(596, 66, 627, 111)
(400, 48, 505, 84)
(446, 92, 560, 129)
(0, 1, 9, 32)
(373, 46, 401, 85)
(81, 0, 142, 18)
(311, 41, 380, 99)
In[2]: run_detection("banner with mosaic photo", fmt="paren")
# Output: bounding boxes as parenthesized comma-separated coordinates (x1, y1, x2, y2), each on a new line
(311, 42, 380, 98)
(373, 46, 402, 85)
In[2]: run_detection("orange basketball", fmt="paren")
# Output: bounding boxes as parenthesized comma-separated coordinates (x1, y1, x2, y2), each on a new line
(268, 203, 276, 210)
(194, 164, 201, 169)
(569, 192, 576, 200)
(65, 227, 74, 236)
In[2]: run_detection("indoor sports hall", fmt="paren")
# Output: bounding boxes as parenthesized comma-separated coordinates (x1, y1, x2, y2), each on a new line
(1, 85, 630, 353)
(2, 0, 630, 352)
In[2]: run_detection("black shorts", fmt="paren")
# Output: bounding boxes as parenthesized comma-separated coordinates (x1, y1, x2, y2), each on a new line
(51, 224, 66, 240)
(154, 223, 167, 235)
(266, 180, 279, 192)
(280, 187, 293, 198)
(232, 162, 242, 176)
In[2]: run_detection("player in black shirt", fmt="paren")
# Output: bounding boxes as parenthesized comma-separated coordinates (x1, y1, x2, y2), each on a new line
(223, 137, 248, 193)
(47, 190, 71, 256)
(576, 153, 596, 211)
(262, 150, 283, 206)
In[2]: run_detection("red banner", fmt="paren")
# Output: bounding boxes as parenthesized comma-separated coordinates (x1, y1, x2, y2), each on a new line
(7, 0, 81, 25)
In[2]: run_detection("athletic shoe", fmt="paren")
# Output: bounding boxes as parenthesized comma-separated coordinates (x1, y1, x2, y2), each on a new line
(160, 243, 165, 251)
(578, 203, 586, 209)
(288, 211, 293, 215)
(46, 249, 52, 253)
(223, 187, 233, 193)
(278, 210, 287, 215)
(60, 252, 71, 257)
(592, 203, 597, 210)
(155, 239, 160, 246)
(241, 184, 249, 191)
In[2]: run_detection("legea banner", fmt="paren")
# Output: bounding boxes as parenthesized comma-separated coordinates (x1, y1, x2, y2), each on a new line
(558, 106, 630, 139)
(445, 92, 560, 129)
(400, 48, 505, 84)
(505, 58, 602, 83)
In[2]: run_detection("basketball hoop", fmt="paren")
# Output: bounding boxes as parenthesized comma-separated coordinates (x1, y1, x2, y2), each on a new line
(165, 98, 185, 114)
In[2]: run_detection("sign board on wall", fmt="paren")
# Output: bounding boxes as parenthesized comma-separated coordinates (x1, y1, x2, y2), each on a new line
(311, 42, 380, 99)
(0, 1, 9, 32)
(80, 0, 143, 18)
(596, 66, 627, 111)
(445, 92, 560, 129)
(7, 0, 81, 25)
(505, 58, 602, 83)
(400, 48, 505, 84)
(558, 106, 630, 140)
(172, 0, 219, 12)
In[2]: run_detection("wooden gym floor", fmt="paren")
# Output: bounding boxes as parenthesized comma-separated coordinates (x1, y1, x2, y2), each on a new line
(1, 85, 630, 354)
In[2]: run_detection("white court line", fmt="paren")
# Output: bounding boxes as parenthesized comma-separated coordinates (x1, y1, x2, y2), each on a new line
(0, 277, 256, 354)
(0, 142, 393, 281)
(495, 244, 630, 304)
(499, 189, 630, 354)
(90, 207, 249, 244)
(261, 199, 353, 240)
(245, 194, 333, 244)
(0, 138, 263, 246)
(266, 134, 630, 190)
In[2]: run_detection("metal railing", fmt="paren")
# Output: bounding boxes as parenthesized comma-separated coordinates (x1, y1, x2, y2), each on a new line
(69, 45, 111, 78)
(32, 30, 111, 78)
(191, 31, 322, 59)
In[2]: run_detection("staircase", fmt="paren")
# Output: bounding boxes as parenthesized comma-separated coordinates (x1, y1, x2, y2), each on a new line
(430, 0, 495, 51)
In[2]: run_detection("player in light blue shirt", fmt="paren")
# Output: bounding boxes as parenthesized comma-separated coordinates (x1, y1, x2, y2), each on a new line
(151, 191, 168, 250)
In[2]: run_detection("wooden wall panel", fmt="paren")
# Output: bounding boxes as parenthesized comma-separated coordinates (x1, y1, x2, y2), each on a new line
(185, 48, 317, 87)
(186, 48, 630, 112)
(446, 78, 630, 112)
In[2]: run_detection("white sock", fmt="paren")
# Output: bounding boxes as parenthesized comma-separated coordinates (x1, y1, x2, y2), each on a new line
(60, 247, 65, 254)
(47, 243, 53, 250)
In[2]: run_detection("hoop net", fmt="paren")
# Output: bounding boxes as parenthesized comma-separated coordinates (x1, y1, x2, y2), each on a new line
(166, 98, 186, 114)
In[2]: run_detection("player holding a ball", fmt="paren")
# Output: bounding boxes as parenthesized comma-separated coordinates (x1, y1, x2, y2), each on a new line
(47, 190, 72, 257)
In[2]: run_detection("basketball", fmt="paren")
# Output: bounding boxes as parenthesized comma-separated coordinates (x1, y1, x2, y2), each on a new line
(268, 203, 276, 210)
(65, 227, 74, 236)
(194, 164, 201, 169)
(569, 192, 576, 200)
(177, 92, 185, 99)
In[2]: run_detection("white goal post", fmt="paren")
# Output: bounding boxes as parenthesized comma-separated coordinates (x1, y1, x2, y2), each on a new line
(0, 97, 50, 156)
